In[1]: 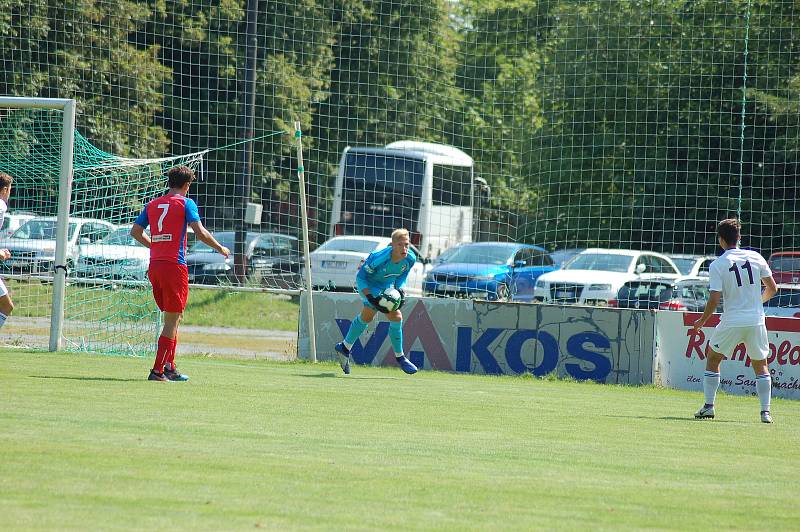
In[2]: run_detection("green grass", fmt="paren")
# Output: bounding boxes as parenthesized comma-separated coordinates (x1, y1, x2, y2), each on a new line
(7, 279, 300, 331)
(1, 350, 798, 530)
(180, 289, 299, 330)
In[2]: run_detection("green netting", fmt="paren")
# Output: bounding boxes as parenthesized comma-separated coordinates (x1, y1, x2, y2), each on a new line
(0, 106, 206, 355)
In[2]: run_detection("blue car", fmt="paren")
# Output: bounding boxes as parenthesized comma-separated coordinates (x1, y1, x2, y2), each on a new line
(422, 242, 557, 301)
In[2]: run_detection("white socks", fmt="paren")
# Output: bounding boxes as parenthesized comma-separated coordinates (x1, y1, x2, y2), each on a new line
(703, 371, 720, 406)
(756, 373, 771, 412)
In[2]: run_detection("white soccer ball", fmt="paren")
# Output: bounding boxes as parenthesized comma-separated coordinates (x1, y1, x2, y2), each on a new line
(377, 287, 403, 312)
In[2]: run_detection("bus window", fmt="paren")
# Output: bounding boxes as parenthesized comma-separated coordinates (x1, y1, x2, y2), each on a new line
(339, 152, 424, 237)
(344, 152, 423, 197)
(432, 165, 472, 206)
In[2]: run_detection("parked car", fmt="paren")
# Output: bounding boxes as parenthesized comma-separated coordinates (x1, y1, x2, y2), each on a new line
(668, 253, 716, 277)
(764, 284, 800, 318)
(608, 277, 712, 311)
(308, 235, 427, 295)
(186, 231, 300, 286)
(550, 248, 587, 268)
(74, 225, 150, 281)
(431, 243, 463, 266)
(423, 242, 557, 302)
(1, 216, 115, 275)
(533, 248, 681, 305)
(767, 251, 800, 284)
(0, 211, 36, 239)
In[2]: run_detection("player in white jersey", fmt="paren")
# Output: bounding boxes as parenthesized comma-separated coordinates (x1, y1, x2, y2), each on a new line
(691, 218, 777, 423)
(0, 172, 15, 331)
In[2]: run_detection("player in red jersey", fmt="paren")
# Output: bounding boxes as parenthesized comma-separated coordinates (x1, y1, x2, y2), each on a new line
(131, 166, 230, 382)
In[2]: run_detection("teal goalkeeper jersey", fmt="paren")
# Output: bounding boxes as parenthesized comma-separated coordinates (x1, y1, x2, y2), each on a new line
(355, 245, 417, 292)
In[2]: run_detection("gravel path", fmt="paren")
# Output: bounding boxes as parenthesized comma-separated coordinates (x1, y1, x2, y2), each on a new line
(2, 317, 297, 360)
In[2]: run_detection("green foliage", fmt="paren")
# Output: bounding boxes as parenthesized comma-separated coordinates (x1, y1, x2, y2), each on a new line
(0, 0, 170, 157)
(2, 0, 800, 252)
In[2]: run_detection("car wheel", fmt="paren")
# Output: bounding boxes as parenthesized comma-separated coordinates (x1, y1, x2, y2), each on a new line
(495, 283, 510, 301)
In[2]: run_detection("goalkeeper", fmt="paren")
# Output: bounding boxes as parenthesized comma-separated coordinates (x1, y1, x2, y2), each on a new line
(335, 228, 418, 375)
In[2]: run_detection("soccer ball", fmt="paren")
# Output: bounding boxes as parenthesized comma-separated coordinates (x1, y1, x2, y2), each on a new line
(376, 287, 403, 312)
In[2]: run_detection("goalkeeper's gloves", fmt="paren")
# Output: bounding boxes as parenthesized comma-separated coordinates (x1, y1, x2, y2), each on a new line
(366, 294, 388, 313)
(396, 287, 406, 309)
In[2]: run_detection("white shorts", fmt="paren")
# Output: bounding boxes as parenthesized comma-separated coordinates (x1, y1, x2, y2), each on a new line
(0, 277, 7, 298)
(708, 323, 769, 361)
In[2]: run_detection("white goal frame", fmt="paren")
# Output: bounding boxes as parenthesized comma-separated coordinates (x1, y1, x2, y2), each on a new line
(0, 97, 76, 351)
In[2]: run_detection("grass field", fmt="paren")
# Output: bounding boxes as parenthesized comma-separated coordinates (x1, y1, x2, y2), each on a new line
(2, 350, 799, 530)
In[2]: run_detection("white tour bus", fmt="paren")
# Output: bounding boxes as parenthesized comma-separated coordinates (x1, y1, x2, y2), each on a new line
(329, 140, 475, 259)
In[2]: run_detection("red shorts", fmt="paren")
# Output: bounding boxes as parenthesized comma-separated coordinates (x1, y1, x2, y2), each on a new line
(147, 262, 189, 313)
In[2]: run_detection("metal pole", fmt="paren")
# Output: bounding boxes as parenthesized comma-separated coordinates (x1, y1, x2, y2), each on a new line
(235, 0, 258, 283)
(49, 99, 77, 351)
(294, 121, 317, 362)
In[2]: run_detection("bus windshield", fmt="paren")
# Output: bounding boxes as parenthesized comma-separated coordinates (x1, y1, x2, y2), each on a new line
(339, 152, 424, 236)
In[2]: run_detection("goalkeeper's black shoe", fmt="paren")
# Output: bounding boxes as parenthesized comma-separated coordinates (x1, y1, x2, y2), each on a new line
(335, 342, 351, 374)
(148, 369, 169, 382)
(164, 366, 189, 382)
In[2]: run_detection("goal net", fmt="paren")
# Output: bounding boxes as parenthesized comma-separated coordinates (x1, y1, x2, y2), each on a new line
(0, 104, 204, 355)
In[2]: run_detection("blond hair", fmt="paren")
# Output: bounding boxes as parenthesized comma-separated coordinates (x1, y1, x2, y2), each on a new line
(391, 228, 410, 242)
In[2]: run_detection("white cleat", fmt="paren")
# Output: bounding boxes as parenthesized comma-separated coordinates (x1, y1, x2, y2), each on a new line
(761, 411, 773, 424)
(694, 405, 715, 419)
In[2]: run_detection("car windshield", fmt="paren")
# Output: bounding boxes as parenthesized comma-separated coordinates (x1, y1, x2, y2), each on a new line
(101, 228, 143, 246)
(434, 246, 461, 264)
(769, 256, 800, 272)
(564, 253, 633, 273)
(670, 258, 697, 276)
(551, 249, 583, 266)
(444, 245, 514, 265)
(13, 220, 77, 240)
(191, 232, 257, 253)
(318, 239, 383, 254)
(765, 289, 800, 308)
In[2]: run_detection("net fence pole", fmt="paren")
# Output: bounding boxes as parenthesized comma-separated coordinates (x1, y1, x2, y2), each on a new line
(50, 99, 76, 351)
(294, 121, 316, 363)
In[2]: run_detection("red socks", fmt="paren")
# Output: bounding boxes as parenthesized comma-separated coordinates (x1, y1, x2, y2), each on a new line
(153, 335, 175, 374)
(165, 336, 178, 371)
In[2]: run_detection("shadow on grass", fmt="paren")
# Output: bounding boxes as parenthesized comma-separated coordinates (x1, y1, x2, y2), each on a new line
(295, 372, 400, 380)
(30, 375, 141, 382)
(602, 414, 740, 423)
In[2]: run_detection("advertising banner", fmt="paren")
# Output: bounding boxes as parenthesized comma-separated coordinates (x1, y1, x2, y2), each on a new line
(299, 293, 656, 384)
(656, 312, 800, 399)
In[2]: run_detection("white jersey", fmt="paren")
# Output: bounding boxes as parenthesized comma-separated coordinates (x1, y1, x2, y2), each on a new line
(0, 198, 7, 233)
(708, 247, 772, 327)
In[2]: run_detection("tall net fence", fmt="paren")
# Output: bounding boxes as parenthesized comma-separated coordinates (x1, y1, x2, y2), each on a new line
(1, 0, 800, 350)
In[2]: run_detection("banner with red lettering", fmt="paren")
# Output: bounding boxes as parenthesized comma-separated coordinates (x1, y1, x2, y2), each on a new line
(655, 312, 800, 399)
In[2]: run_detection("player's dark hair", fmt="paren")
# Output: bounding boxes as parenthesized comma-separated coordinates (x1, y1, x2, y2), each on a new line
(0, 172, 13, 190)
(167, 166, 195, 189)
(717, 218, 741, 246)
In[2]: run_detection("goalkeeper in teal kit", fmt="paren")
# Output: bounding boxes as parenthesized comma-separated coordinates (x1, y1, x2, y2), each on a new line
(335, 228, 418, 375)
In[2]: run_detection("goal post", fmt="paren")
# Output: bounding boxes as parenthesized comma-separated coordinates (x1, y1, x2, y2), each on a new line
(0, 97, 76, 351)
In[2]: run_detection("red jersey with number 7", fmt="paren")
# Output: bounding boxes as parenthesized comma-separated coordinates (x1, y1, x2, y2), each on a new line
(134, 194, 201, 265)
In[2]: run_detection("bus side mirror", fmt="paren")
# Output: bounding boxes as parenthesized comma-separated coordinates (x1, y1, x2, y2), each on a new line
(636, 263, 647, 274)
(474, 177, 491, 201)
(514, 260, 527, 268)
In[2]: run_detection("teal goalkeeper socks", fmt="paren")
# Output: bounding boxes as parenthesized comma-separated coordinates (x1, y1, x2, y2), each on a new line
(388, 320, 403, 355)
(344, 315, 369, 346)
